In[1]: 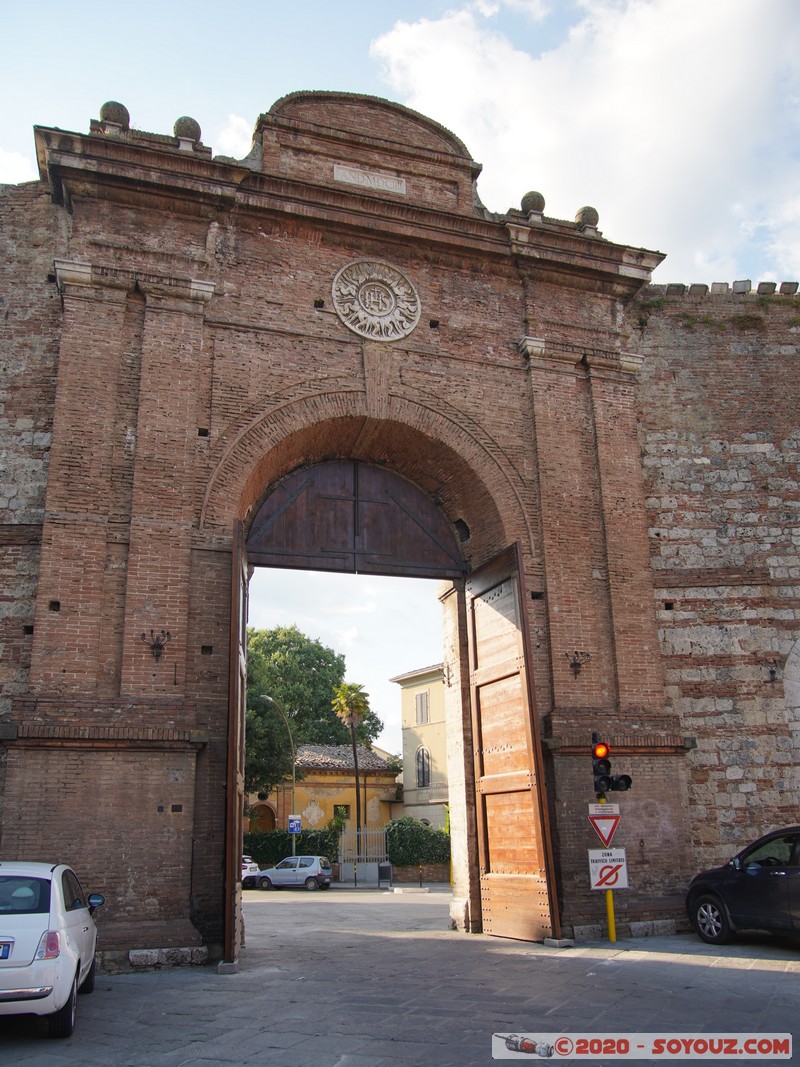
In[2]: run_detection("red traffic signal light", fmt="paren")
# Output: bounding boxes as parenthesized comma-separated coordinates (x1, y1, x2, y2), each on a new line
(592, 738, 612, 796)
(591, 735, 632, 797)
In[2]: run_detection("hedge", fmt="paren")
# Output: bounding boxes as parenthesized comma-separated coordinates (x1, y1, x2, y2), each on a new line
(243, 828, 338, 868)
(385, 817, 451, 867)
(244, 819, 450, 870)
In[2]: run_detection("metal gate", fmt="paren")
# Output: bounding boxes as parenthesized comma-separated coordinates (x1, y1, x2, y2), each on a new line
(338, 829, 389, 887)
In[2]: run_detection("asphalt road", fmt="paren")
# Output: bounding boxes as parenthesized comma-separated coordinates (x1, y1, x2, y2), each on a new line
(2, 887, 799, 1066)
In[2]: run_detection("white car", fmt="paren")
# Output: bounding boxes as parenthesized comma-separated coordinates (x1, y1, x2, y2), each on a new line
(0, 861, 105, 1038)
(241, 856, 260, 888)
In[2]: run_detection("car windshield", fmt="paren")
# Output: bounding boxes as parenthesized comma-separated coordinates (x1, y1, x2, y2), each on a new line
(741, 834, 798, 868)
(0, 876, 52, 914)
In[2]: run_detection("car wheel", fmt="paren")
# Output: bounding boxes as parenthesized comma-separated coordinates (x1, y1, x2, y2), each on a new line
(691, 893, 732, 945)
(305, 877, 319, 891)
(48, 971, 77, 1038)
(259, 876, 273, 890)
(78, 956, 96, 995)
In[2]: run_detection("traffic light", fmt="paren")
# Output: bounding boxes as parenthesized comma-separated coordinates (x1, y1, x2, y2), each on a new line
(591, 733, 632, 798)
(592, 737, 612, 797)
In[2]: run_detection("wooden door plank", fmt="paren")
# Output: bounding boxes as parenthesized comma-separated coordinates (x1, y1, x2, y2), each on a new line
(467, 544, 559, 941)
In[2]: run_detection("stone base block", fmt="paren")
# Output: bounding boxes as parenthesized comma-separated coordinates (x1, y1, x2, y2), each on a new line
(128, 946, 209, 969)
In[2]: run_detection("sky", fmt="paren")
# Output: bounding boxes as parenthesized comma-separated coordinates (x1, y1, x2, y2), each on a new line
(3, 0, 798, 752)
(248, 570, 443, 755)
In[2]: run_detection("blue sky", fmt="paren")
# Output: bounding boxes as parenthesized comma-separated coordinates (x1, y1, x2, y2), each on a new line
(3, 0, 798, 283)
(3, 0, 799, 752)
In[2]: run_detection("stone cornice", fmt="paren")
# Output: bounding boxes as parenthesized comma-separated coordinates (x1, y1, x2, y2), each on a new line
(54, 258, 215, 305)
(545, 734, 692, 755)
(2, 723, 208, 749)
(37, 124, 663, 293)
(518, 336, 643, 375)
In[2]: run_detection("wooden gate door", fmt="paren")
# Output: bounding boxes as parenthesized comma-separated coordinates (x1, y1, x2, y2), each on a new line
(467, 544, 559, 940)
(223, 521, 248, 966)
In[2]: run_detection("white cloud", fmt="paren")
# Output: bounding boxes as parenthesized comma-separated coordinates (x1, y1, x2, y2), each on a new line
(371, 0, 800, 283)
(0, 149, 37, 185)
(498, 0, 550, 16)
(470, 0, 550, 16)
(214, 114, 253, 158)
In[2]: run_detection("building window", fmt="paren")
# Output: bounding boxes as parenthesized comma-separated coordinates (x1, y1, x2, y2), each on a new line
(415, 690, 430, 725)
(416, 747, 431, 788)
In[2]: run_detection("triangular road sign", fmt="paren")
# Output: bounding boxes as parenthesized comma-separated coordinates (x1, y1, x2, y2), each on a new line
(588, 812, 620, 847)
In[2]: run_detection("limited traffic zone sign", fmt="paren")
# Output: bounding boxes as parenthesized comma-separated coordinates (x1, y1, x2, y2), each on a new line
(588, 848, 628, 889)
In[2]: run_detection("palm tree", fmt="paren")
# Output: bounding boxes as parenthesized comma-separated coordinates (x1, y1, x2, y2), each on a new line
(332, 682, 370, 854)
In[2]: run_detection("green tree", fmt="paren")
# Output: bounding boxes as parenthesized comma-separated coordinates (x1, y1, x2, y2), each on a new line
(332, 681, 370, 845)
(245, 626, 383, 794)
(245, 696, 294, 796)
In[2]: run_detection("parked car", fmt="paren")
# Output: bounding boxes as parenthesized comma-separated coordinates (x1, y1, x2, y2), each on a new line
(686, 826, 800, 945)
(258, 856, 333, 891)
(0, 861, 105, 1038)
(241, 856, 260, 888)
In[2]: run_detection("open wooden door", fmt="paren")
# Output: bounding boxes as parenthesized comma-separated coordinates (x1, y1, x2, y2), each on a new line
(223, 520, 248, 967)
(467, 543, 559, 941)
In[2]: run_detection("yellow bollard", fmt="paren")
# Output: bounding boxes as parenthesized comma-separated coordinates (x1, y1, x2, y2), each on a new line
(605, 887, 616, 943)
(599, 795, 617, 943)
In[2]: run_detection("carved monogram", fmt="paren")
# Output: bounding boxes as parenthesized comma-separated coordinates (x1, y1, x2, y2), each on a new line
(332, 260, 420, 341)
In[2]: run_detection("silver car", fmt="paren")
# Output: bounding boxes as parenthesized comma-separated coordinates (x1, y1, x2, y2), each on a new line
(0, 861, 105, 1037)
(257, 856, 333, 891)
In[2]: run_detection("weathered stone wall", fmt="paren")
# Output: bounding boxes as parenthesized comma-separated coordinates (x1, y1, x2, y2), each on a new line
(635, 287, 800, 864)
(0, 182, 66, 807)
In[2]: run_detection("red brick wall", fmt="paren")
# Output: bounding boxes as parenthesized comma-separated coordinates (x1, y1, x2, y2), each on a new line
(1, 96, 798, 951)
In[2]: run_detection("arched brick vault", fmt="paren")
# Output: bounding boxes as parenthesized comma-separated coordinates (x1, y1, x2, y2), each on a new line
(199, 380, 540, 572)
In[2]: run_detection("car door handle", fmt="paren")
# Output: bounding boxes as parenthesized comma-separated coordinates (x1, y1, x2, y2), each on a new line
(768, 871, 786, 876)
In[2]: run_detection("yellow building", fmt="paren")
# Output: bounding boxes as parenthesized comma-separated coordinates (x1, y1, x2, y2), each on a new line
(247, 744, 400, 833)
(391, 664, 448, 828)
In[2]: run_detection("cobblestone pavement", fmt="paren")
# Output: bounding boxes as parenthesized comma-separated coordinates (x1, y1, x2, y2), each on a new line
(2, 887, 799, 1066)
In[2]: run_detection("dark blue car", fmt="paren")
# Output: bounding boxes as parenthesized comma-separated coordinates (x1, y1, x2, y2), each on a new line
(686, 827, 800, 944)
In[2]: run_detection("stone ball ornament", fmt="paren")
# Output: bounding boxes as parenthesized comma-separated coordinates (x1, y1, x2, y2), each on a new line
(99, 101, 130, 130)
(521, 190, 546, 215)
(174, 116, 202, 142)
(332, 260, 421, 341)
(576, 205, 600, 227)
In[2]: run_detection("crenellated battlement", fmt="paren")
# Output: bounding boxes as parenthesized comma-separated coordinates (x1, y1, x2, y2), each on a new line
(646, 279, 798, 298)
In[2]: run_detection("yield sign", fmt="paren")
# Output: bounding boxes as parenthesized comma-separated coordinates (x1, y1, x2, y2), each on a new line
(588, 811, 620, 847)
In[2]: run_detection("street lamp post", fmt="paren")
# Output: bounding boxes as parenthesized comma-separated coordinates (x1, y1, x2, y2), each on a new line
(262, 694, 297, 856)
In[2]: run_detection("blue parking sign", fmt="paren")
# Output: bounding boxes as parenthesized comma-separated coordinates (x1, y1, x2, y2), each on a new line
(288, 815, 301, 834)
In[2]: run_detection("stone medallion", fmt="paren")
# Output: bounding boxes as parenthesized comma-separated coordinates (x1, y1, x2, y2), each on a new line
(332, 260, 420, 341)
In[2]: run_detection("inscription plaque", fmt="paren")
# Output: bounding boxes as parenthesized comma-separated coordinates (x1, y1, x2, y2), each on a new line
(333, 163, 407, 195)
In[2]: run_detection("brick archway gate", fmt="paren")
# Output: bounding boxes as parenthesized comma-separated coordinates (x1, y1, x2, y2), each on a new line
(2, 90, 688, 970)
(222, 457, 559, 964)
